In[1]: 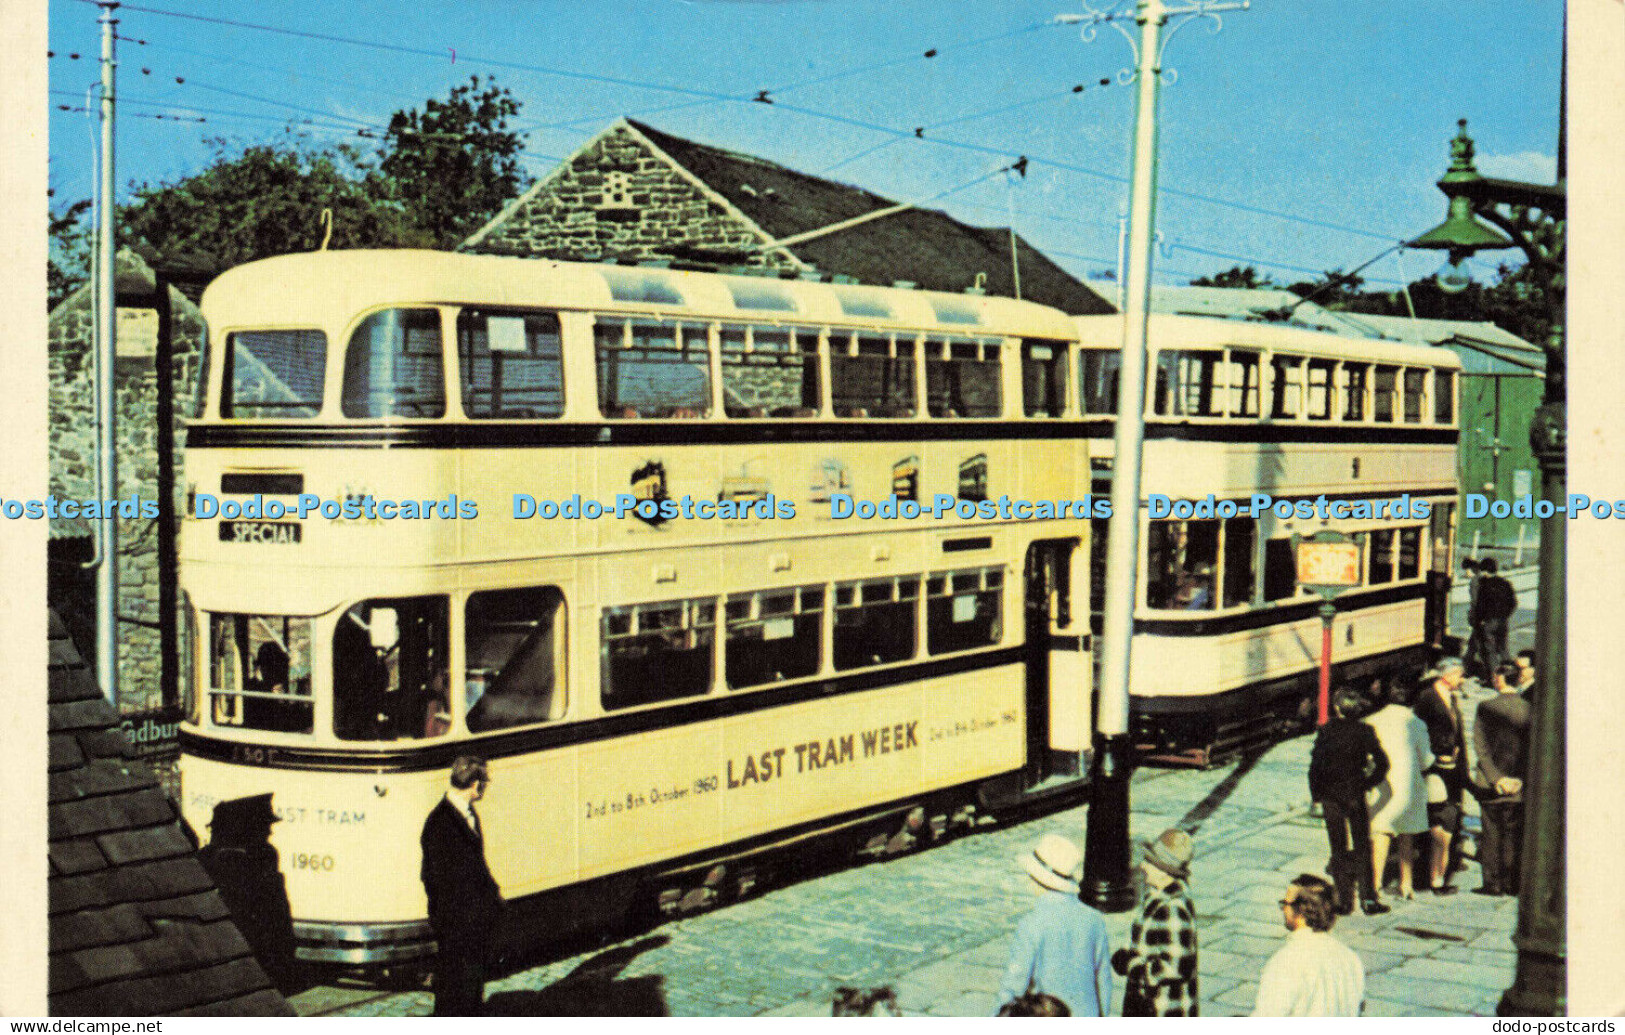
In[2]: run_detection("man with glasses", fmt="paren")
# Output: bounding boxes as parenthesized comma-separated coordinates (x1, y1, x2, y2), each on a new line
(1252, 875, 1364, 1016)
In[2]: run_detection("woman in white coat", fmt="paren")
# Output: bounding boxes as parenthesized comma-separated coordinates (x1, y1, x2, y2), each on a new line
(1365, 675, 1434, 898)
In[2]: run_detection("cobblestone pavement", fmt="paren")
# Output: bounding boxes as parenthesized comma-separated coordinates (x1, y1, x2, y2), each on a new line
(293, 589, 1537, 1018)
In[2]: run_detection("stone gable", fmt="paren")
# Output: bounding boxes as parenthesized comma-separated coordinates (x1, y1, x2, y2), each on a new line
(467, 123, 792, 271)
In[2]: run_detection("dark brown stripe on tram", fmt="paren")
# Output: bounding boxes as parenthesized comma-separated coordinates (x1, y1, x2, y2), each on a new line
(179, 644, 1026, 774)
(186, 421, 1457, 450)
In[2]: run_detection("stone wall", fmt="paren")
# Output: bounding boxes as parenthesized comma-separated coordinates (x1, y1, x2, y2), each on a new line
(472, 123, 791, 270)
(48, 250, 205, 714)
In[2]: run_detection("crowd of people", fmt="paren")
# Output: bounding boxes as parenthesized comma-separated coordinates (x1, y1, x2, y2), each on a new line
(412, 642, 1533, 1017)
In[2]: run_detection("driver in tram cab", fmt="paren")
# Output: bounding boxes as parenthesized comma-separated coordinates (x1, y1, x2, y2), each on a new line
(251, 641, 289, 694)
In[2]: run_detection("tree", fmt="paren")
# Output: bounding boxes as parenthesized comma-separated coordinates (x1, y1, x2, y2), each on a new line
(49, 195, 93, 309)
(373, 76, 529, 247)
(1190, 265, 1276, 290)
(118, 134, 431, 273)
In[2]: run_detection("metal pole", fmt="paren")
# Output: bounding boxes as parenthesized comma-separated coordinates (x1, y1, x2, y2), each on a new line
(95, 2, 120, 705)
(1083, 0, 1165, 914)
(1317, 602, 1334, 725)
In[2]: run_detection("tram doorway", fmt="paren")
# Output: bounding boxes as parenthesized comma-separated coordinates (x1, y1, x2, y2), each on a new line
(1024, 537, 1090, 787)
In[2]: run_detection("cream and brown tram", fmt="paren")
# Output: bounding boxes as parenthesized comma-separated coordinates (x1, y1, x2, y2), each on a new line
(1073, 314, 1462, 764)
(177, 250, 1101, 966)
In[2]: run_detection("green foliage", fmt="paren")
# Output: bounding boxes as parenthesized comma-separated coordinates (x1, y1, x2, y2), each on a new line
(49, 196, 94, 310)
(1189, 265, 1276, 290)
(118, 134, 431, 273)
(372, 76, 529, 247)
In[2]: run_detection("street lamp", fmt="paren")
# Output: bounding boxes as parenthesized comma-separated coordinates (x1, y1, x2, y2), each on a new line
(1408, 118, 1566, 1017)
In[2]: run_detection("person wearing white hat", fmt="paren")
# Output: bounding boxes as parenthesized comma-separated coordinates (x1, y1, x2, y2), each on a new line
(993, 833, 1113, 1017)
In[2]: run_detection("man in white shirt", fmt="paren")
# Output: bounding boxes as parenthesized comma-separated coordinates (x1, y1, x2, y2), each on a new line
(1252, 874, 1364, 1016)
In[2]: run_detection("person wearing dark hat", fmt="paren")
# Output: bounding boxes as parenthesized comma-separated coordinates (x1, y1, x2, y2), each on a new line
(1413, 657, 1467, 893)
(994, 833, 1113, 1017)
(1112, 828, 1200, 1016)
(1469, 557, 1517, 678)
(198, 794, 298, 992)
(420, 755, 504, 1015)
(1308, 687, 1390, 915)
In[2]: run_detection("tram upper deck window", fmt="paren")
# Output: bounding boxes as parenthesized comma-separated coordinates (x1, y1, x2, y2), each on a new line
(1342, 362, 1369, 421)
(927, 337, 1001, 417)
(222, 330, 326, 418)
(601, 598, 716, 709)
(832, 333, 916, 418)
(342, 309, 445, 419)
(1154, 350, 1221, 417)
(1270, 356, 1303, 419)
(1434, 370, 1455, 423)
(1147, 520, 1219, 610)
(596, 319, 710, 418)
(834, 576, 918, 670)
(1373, 365, 1398, 422)
(721, 325, 819, 418)
(457, 310, 563, 419)
(1227, 350, 1261, 417)
(1022, 340, 1068, 417)
(465, 587, 566, 733)
(1403, 368, 1427, 423)
(207, 613, 312, 734)
(725, 585, 823, 689)
(332, 597, 450, 741)
(1306, 359, 1335, 420)
(1080, 350, 1120, 415)
(926, 567, 1003, 654)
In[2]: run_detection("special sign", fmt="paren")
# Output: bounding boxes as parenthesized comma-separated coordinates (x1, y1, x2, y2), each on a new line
(1296, 539, 1361, 589)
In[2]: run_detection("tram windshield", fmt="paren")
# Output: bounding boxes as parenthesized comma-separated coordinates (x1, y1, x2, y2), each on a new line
(207, 613, 313, 732)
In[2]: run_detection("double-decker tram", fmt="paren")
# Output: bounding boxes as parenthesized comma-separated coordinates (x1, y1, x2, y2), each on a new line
(1072, 314, 1462, 765)
(177, 250, 1102, 967)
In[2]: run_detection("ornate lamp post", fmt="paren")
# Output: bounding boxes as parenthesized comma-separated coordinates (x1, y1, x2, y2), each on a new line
(1409, 119, 1565, 1017)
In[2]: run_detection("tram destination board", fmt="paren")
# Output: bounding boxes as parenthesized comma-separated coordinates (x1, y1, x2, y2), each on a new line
(218, 519, 302, 544)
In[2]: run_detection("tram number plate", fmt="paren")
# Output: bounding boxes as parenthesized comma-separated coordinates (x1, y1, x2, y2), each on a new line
(219, 520, 302, 544)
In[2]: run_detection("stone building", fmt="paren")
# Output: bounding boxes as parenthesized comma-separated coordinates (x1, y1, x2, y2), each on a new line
(48, 249, 204, 720)
(463, 118, 1115, 316)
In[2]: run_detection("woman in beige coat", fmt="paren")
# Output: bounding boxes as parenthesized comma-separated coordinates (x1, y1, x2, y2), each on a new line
(1365, 675, 1434, 898)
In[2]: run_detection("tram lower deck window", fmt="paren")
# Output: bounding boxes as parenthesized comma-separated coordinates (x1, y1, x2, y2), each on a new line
(207, 613, 313, 733)
(465, 587, 566, 732)
(926, 567, 1002, 654)
(834, 577, 918, 670)
(601, 598, 715, 709)
(1147, 520, 1219, 610)
(725, 586, 823, 689)
(332, 597, 450, 741)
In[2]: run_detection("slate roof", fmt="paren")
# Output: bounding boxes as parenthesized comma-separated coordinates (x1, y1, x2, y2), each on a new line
(47, 610, 293, 1017)
(629, 120, 1115, 316)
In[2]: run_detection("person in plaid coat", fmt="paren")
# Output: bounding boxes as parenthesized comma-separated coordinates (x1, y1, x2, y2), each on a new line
(1112, 828, 1200, 1016)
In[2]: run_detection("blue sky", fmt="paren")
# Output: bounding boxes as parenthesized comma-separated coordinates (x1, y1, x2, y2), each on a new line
(46, 0, 1563, 289)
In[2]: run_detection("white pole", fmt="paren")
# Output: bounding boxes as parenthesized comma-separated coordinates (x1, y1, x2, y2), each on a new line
(1097, 0, 1165, 740)
(95, 2, 120, 705)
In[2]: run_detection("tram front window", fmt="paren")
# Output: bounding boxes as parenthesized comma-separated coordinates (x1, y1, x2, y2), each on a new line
(222, 330, 326, 418)
(333, 596, 450, 741)
(207, 614, 312, 733)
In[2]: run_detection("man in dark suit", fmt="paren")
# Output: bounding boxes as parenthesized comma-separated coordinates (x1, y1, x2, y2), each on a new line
(1469, 558, 1518, 678)
(420, 755, 504, 1015)
(1473, 662, 1532, 895)
(1413, 657, 1466, 894)
(1308, 687, 1390, 916)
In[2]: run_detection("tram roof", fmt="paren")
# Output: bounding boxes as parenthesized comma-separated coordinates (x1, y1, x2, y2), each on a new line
(1073, 313, 1461, 368)
(201, 249, 1079, 340)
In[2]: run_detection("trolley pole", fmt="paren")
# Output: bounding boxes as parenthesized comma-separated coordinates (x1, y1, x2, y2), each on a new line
(1059, 0, 1246, 913)
(94, 1, 120, 704)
